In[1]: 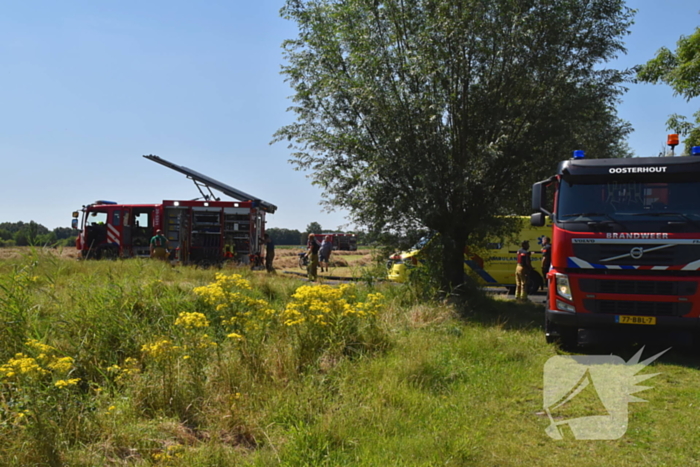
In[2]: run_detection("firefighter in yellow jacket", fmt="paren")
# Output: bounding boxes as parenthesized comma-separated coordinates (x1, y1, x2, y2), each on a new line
(515, 241, 532, 301)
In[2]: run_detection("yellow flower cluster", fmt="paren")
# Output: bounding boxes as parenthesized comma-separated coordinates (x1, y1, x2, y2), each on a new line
(193, 273, 251, 305)
(106, 357, 140, 383)
(353, 292, 384, 317)
(54, 378, 80, 388)
(283, 284, 382, 327)
(0, 353, 49, 379)
(174, 311, 209, 329)
(141, 339, 178, 361)
(48, 357, 75, 373)
(0, 340, 79, 389)
(11, 271, 41, 289)
(153, 444, 184, 461)
(142, 333, 216, 365)
(220, 296, 275, 331)
(193, 272, 274, 338)
(25, 339, 54, 355)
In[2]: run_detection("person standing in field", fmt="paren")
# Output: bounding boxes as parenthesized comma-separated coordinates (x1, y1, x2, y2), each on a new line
(263, 233, 275, 273)
(150, 229, 168, 261)
(319, 235, 333, 272)
(307, 233, 320, 281)
(515, 240, 532, 301)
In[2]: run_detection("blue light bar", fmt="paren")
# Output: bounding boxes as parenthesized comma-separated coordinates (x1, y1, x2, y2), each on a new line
(573, 150, 585, 159)
(692, 146, 700, 156)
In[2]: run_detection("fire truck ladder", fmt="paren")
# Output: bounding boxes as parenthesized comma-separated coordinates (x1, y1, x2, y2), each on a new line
(143, 154, 277, 213)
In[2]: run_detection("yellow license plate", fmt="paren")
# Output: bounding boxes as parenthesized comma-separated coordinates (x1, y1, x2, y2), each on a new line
(616, 315, 656, 325)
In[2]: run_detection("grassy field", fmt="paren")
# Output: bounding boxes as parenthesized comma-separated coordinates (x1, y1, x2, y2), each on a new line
(1, 247, 699, 466)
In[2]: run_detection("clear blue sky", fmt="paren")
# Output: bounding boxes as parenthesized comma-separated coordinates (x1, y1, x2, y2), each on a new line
(1, 1, 698, 232)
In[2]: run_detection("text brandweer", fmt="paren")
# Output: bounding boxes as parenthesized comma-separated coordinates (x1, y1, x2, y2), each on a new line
(605, 233, 669, 239)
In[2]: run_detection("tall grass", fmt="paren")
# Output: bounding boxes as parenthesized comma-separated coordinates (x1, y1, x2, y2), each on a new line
(0, 250, 697, 466)
(0, 251, 388, 465)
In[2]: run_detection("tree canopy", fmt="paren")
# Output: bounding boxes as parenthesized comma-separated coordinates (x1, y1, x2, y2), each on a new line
(276, 0, 634, 289)
(637, 25, 700, 154)
(305, 222, 323, 234)
(0, 221, 77, 247)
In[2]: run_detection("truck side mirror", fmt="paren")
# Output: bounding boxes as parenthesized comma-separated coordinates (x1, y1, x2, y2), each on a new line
(532, 180, 552, 216)
(532, 182, 544, 212)
(531, 212, 545, 227)
(72, 211, 79, 218)
(71, 218, 79, 230)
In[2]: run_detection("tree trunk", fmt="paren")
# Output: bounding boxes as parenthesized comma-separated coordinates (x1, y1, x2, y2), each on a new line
(441, 234, 467, 292)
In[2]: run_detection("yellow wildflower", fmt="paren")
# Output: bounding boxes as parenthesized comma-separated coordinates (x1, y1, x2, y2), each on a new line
(55, 378, 81, 388)
(48, 356, 74, 373)
(25, 339, 55, 354)
(174, 311, 210, 329)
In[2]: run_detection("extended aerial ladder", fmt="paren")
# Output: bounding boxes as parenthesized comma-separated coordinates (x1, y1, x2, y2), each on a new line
(143, 154, 278, 213)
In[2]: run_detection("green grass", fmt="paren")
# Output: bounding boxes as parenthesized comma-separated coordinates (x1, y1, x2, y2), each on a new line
(1, 248, 699, 466)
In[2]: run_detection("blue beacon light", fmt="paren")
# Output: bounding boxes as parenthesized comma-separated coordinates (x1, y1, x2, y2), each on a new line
(573, 150, 585, 159)
(692, 146, 700, 156)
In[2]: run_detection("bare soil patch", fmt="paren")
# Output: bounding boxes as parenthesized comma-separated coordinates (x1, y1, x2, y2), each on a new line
(272, 249, 374, 271)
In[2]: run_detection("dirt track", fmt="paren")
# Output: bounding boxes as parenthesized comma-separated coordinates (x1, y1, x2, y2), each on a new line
(0, 247, 374, 269)
(272, 248, 374, 270)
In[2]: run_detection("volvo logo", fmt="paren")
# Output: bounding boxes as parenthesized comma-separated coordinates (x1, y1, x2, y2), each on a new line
(630, 247, 644, 260)
(601, 243, 675, 263)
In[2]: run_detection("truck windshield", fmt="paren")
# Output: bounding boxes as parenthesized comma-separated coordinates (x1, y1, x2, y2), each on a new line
(558, 180, 700, 223)
(87, 211, 108, 226)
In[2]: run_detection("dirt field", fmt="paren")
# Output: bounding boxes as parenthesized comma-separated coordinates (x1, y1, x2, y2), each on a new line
(0, 247, 377, 273)
(272, 248, 375, 271)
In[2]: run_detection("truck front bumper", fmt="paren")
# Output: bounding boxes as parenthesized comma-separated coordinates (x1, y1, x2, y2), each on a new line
(546, 308, 700, 330)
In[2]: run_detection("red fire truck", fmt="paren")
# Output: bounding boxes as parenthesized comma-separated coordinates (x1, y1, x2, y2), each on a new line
(323, 233, 358, 251)
(531, 144, 700, 348)
(73, 155, 277, 265)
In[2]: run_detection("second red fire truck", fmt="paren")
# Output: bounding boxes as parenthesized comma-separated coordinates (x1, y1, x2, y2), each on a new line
(73, 155, 277, 265)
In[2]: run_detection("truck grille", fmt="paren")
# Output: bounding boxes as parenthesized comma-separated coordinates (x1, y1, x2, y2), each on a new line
(572, 243, 700, 267)
(579, 279, 697, 296)
(583, 299, 692, 317)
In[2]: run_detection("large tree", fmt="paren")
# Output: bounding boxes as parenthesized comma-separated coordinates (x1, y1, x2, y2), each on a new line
(276, 0, 633, 290)
(637, 25, 700, 154)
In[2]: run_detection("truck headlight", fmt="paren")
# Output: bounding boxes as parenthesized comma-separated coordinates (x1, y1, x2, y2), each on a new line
(556, 299, 575, 313)
(555, 273, 572, 301)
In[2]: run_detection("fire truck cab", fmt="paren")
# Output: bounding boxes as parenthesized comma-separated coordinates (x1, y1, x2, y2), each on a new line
(532, 146, 700, 348)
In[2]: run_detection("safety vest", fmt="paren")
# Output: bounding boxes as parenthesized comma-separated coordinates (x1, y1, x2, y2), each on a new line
(153, 235, 166, 247)
(517, 249, 530, 266)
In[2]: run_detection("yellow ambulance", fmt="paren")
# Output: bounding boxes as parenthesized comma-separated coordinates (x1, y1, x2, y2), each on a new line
(386, 217, 553, 293)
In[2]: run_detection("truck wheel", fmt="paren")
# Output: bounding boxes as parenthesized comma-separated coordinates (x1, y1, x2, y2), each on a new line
(545, 314, 557, 344)
(98, 245, 119, 260)
(545, 314, 577, 350)
(527, 271, 543, 295)
(558, 327, 578, 351)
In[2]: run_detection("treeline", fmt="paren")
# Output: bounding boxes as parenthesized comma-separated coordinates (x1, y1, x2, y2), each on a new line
(0, 222, 77, 248)
(266, 228, 306, 245)
(0, 222, 364, 248)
